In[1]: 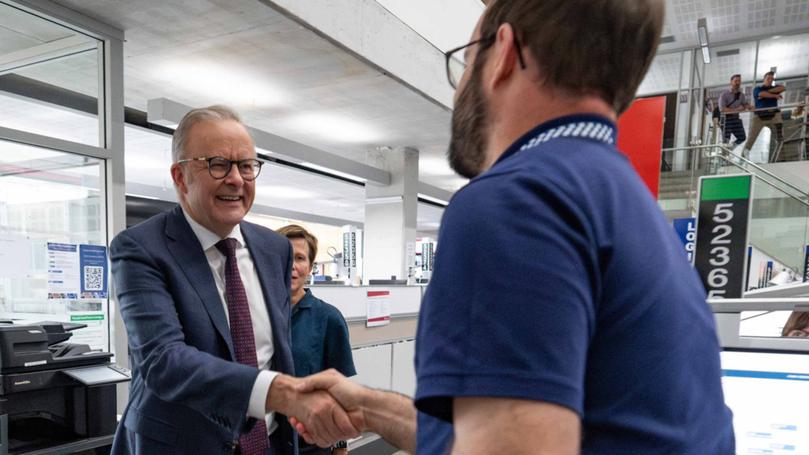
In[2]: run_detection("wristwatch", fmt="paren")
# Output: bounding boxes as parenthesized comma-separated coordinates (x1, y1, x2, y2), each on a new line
(333, 440, 348, 449)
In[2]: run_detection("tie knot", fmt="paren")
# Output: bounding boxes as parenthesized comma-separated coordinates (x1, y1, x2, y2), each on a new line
(215, 238, 238, 258)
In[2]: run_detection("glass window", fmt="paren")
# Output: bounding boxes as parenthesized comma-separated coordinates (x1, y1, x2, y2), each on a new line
(704, 41, 758, 88)
(0, 139, 109, 350)
(757, 33, 809, 81)
(0, 1, 102, 146)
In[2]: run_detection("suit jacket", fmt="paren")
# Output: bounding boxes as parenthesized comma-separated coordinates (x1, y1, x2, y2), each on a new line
(109, 205, 296, 455)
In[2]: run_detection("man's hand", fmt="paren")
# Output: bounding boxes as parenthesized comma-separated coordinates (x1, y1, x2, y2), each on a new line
(266, 374, 360, 448)
(289, 369, 418, 453)
(290, 369, 368, 444)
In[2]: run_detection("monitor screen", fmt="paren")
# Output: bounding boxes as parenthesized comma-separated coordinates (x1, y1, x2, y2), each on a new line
(721, 349, 809, 454)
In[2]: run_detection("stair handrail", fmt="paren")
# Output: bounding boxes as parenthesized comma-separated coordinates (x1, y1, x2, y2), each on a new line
(661, 144, 809, 209)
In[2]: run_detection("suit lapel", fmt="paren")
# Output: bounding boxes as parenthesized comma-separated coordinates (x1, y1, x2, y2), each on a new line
(165, 206, 236, 360)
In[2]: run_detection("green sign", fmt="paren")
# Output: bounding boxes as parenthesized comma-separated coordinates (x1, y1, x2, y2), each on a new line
(699, 175, 752, 201)
(70, 314, 105, 321)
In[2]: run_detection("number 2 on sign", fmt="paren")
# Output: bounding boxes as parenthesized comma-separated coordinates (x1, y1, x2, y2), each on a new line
(707, 202, 734, 298)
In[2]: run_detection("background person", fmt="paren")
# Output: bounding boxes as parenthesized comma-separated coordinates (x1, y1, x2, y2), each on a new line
(291, 0, 735, 453)
(277, 224, 356, 455)
(781, 311, 809, 337)
(110, 106, 357, 455)
(718, 74, 751, 148)
(743, 71, 786, 161)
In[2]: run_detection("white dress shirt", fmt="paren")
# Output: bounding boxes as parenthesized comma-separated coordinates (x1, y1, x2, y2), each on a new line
(183, 209, 279, 434)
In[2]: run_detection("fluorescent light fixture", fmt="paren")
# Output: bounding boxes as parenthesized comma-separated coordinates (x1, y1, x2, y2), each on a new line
(126, 193, 161, 201)
(365, 195, 403, 205)
(299, 162, 367, 184)
(418, 193, 448, 206)
(697, 18, 711, 64)
(286, 113, 382, 143)
(153, 60, 289, 108)
(701, 46, 711, 64)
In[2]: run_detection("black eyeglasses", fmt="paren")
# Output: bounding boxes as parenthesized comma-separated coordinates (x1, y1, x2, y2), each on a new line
(176, 156, 263, 181)
(444, 26, 527, 89)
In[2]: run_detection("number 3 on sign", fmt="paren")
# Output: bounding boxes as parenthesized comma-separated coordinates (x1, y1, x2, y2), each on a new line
(707, 202, 734, 298)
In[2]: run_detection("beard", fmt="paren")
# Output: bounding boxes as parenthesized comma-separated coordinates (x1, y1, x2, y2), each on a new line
(447, 62, 489, 179)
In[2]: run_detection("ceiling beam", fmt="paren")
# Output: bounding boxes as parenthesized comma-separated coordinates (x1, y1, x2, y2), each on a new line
(418, 182, 452, 206)
(147, 97, 392, 186)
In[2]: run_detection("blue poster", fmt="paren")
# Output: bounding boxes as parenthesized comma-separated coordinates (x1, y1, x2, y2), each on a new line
(79, 244, 108, 299)
(673, 217, 696, 264)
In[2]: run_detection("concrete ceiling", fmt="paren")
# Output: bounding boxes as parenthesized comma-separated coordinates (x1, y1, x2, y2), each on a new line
(4, 0, 809, 235)
(659, 0, 809, 52)
(49, 0, 466, 193)
(641, 0, 809, 94)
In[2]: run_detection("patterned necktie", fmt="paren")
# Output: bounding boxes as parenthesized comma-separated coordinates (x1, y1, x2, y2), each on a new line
(215, 238, 269, 455)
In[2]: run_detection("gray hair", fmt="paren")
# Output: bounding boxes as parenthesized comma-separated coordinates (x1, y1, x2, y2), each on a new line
(171, 105, 246, 162)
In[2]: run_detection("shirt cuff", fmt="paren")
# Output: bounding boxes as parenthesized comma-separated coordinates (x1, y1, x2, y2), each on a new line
(248, 370, 279, 419)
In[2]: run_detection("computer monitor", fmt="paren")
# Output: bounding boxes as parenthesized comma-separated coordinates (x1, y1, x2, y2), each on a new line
(721, 348, 809, 453)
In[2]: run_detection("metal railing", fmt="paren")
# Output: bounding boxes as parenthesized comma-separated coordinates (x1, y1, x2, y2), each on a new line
(706, 101, 808, 164)
(659, 143, 809, 275)
(660, 143, 809, 208)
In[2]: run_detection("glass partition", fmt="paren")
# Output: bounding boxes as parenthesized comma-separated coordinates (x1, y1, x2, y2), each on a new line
(0, 140, 109, 350)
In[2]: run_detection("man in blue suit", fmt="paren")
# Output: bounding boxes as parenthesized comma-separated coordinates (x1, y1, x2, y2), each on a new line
(110, 105, 358, 455)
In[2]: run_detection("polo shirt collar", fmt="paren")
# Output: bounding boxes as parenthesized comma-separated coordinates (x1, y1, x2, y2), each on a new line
(495, 113, 617, 167)
(297, 288, 315, 309)
(181, 207, 245, 251)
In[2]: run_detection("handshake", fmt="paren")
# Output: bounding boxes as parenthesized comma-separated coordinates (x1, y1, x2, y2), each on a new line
(267, 369, 417, 450)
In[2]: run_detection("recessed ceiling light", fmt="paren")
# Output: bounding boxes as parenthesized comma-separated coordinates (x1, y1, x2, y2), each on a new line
(256, 185, 318, 200)
(154, 60, 289, 108)
(286, 113, 382, 143)
(419, 156, 456, 176)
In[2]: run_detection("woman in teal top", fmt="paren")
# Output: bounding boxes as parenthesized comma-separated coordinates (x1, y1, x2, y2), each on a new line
(277, 225, 356, 455)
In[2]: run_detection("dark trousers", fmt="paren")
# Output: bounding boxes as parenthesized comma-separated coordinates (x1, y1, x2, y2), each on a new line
(722, 116, 746, 145)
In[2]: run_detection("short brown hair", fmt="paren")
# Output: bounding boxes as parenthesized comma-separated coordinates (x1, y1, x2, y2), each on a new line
(781, 311, 809, 336)
(276, 224, 318, 264)
(479, 0, 665, 114)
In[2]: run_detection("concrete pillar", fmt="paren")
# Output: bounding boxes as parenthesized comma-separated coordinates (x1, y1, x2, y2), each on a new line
(364, 146, 419, 282)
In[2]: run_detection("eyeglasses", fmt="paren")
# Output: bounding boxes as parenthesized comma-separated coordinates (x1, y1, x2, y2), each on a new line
(444, 26, 527, 90)
(176, 156, 263, 181)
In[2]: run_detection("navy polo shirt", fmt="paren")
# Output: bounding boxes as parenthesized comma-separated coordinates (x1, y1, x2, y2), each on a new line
(414, 114, 734, 454)
(291, 289, 356, 378)
(753, 84, 779, 113)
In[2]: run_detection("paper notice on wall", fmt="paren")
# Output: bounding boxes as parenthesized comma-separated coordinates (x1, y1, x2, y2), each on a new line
(79, 244, 108, 299)
(68, 311, 108, 351)
(366, 290, 391, 327)
(0, 234, 30, 279)
(48, 242, 79, 299)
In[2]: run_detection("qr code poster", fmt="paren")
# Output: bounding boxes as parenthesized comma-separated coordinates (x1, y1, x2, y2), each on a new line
(79, 244, 108, 299)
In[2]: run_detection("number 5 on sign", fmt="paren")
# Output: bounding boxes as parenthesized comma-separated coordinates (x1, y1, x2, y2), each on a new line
(694, 175, 752, 299)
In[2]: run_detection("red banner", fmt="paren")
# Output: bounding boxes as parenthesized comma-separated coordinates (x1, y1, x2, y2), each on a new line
(617, 97, 666, 198)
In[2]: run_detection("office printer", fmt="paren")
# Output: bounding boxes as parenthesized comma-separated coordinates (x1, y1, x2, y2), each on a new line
(0, 321, 129, 454)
